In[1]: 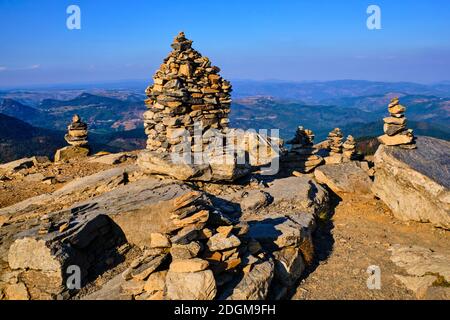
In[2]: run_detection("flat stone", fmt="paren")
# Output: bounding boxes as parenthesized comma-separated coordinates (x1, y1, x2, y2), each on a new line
(0, 157, 35, 173)
(169, 258, 209, 273)
(378, 134, 414, 146)
(207, 233, 241, 251)
(144, 270, 167, 295)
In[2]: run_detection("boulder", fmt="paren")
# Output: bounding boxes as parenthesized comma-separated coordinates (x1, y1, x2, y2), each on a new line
(314, 162, 373, 194)
(372, 136, 450, 229)
(54, 146, 90, 162)
(207, 233, 241, 251)
(273, 246, 305, 287)
(165, 269, 216, 300)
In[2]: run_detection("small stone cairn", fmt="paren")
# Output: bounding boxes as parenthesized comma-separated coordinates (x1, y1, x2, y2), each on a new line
(378, 97, 416, 149)
(64, 114, 89, 147)
(284, 126, 324, 173)
(120, 191, 264, 300)
(325, 128, 344, 164)
(54, 115, 90, 162)
(342, 135, 357, 161)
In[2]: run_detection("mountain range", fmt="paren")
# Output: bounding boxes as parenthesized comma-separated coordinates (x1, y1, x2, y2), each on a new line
(1, 80, 449, 163)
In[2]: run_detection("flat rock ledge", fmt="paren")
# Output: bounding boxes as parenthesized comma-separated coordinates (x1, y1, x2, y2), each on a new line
(372, 136, 450, 229)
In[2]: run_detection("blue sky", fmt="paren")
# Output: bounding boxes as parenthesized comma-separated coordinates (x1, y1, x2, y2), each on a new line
(0, 0, 449, 87)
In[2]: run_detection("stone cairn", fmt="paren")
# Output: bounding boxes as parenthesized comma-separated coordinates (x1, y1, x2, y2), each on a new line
(120, 191, 264, 300)
(143, 31, 231, 154)
(325, 128, 344, 164)
(378, 97, 416, 149)
(283, 126, 324, 173)
(342, 135, 357, 161)
(64, 114, 89, 147)
(54, 115, 90, 162)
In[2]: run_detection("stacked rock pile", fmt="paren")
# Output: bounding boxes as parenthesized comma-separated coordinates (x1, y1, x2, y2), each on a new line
(64, 114, 88, 147)
(342, 135, 357, 161)
(120, 191, 266, 300)
(325, 128, 344, 164)
(378, 97, 416, 149)
(54, 115, 90, 162)
(283, 126, 323, 173)
(143, 32, 232, 154)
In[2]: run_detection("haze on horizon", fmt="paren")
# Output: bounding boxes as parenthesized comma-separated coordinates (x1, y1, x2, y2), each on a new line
(0, 0, 449, 88)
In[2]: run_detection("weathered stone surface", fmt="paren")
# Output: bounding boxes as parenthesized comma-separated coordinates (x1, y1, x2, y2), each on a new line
(394, 275, 437, 299)
(240, 190, 271, 211)
(264, 176, 329, 215)
(54, 146, 90, 162)
(149, 233, 171, 249)
(221, 258, 274, 300)
(273, 246, 305, 287)
(144, 270, 167, 295)
(372, 137, 450, 229)
(246, 214, 314, 251)
(169, 258, 209, 273)
(4, 282, 29, 300)
(170, 242, 202, 259)
(0, 157, 35, 173)
(207, 233, 241, 251)
(389, 244, 450, 282)
(88, 152, 135, 165)
(137, 150, 249, 182)
(378, 134, 414, 146)
(165, 269, 216, 300)
(314, 162, 372, 194)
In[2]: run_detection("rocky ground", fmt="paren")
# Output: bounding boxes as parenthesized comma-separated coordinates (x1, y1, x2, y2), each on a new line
(293, 193, 450, 300)
(0, 140, 448, 300)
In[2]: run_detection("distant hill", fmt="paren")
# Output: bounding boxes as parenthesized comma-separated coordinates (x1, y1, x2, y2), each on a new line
(231, 80, 450, 102)
(0, 113, 64, 163)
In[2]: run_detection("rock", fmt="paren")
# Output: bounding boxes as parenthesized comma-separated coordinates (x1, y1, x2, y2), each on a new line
(221, 259, 274, 300)
(169, 258, 209, 273)
(149, 233, 171, 249)
(5, 282, 29, 300)
(372, 137, 450, 229)
(378, 134, 414, 146)
(54, 146, 90, 162)
(389, 244, 450, 282)
(263, 176, 329, 215)
(207, 233, 241, 251)
(170, 242, 202, 259)
(314, 162, 373, 194)
(273, 246, 305, 287)
(144, 270, 167, 295)
(23, 173, 46, 183)
(394, 275, 437, 299)
(88, 152, 134, 165)
(165, 269, 216, 300)
(129, 254, 169, 281)
(240, 190, 271, 211)
(137, 150, 249, 182)
(216, 225, 233, 237)
(0, 157, 35, 173)
(246, 216, 309, 250)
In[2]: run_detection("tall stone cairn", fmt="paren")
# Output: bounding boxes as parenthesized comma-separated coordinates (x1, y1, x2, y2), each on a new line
(64, 114, 88, 147)
(284, 126, 323, 173)
(143, 32, 232, 154)
(378, 97, 416, 149)
(342, 135, 357, 161)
